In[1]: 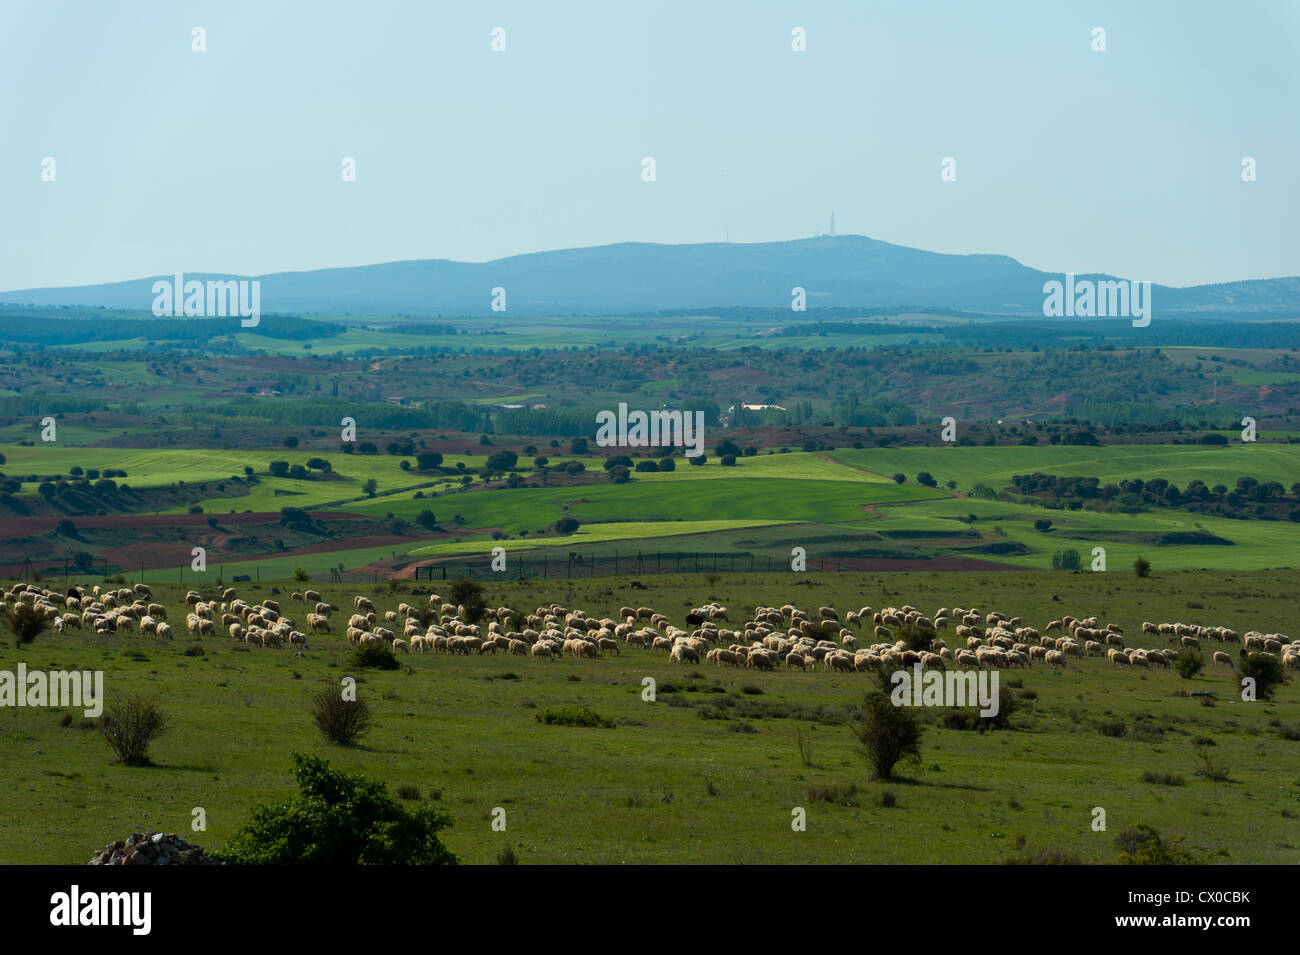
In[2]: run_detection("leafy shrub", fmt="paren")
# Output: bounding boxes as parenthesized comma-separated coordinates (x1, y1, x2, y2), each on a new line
(311, 682, 372, 746)
(1097, 719, 1127, 738)
(1173, 650, 1204, 679)
(99, 693, 171, 766)
(1133, 556, 1152, 578)
(347, 644, 399, 670)
(1114, 824, 1200, 865)
(535, 705, 614, 728)
(852, 692, 923, 779)
(8, 602, 46, 647)
(1141, 771, 1185, 786)
(1192, 750, 1231, 782)
(448, 578, 486, 622)
(1238, 652, 1288, 700)
(219, 753, 458, 864)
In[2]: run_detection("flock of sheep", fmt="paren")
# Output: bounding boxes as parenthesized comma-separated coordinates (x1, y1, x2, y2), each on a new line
(6, 581, 1298, 677)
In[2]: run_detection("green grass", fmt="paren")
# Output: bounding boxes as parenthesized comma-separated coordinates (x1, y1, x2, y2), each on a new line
(352, 477, 946, 532)
(0, 445, 485, 508)
(828, 444, 1300, 492)
(409, 520, 791, 557)
(2, 569, 1295, 864)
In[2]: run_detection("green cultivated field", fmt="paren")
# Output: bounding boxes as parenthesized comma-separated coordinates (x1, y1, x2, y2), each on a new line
(355, 477, 945, 532)
(7, 443, 1300, 574)
(828, 444, 1300, 492)
(1, 571, 1296, 864)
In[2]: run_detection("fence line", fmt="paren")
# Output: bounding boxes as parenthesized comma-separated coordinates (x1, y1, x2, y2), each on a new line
(19, 551, 855, 585)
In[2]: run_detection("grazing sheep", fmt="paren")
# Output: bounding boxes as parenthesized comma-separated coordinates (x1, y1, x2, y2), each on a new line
(1212, 651, 1232, 667)
(156, 622, 174, 640)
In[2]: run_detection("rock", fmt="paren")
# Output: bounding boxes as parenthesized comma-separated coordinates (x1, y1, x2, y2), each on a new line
(87, 831, 223, 865)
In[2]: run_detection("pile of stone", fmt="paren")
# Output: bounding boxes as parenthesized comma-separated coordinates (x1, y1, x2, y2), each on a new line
(87, 830, 223, 865)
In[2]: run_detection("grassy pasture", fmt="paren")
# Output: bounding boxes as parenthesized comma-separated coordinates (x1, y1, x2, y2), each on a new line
(1, 570, 1296, 865)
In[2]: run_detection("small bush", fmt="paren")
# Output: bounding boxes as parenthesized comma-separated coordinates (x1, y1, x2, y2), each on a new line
(535, 705, 614, 728)
(348, 644, 399, 670)
(99, 693, 171, 766)
(396, 784, 421, 800)
(1141, 771, 1185, 786)
(1133, 556, 1151, 578)
(852, 692, 923, 780)
(497, 846, 519, 865)
(448, 577, 486, 622)
(808, 782, 858, 806)
(741, 684, 763, 695)
(1098, 719, 1127, 738)
(310, 683, 372, 746)
(1192, 750, 1231, 782)
(1173, 650, 1204, 680)
(8, 603, 45, 648)
(1115, 824, 1200, 864)
(876, 789, 897, 808)
(1238, 652, 1288, 700)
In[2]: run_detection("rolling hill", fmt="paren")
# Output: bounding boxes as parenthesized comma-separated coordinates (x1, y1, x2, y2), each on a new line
(3, 235, 1298, 318)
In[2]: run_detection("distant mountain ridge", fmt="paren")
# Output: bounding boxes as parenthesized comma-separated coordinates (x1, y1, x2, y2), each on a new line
(3, 235, 1297, 318)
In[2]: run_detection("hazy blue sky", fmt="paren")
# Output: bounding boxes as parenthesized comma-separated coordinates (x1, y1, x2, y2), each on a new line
(2, 0, 1297, 291)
